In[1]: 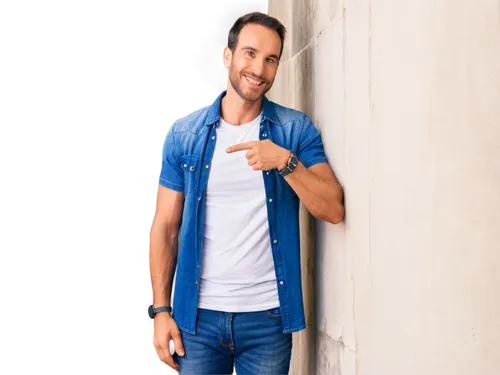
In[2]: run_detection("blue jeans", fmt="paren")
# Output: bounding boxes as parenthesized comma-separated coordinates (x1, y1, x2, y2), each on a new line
(173, 307, 293, 374)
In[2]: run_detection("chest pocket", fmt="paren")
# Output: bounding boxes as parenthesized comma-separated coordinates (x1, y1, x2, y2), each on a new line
(181, 155, 201, 193)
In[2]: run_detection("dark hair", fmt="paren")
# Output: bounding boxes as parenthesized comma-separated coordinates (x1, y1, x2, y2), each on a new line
(227, 12, 286, 59)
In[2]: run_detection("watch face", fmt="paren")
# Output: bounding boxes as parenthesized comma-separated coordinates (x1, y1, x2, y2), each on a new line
(144, 301, 154, 328)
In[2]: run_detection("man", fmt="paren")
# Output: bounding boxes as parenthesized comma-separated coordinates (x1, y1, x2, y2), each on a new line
(149, 12, 344, 374)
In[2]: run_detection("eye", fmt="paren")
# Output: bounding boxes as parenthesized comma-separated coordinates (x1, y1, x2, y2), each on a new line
(266, 58, 276, 64)
(246, 51, 255, 57)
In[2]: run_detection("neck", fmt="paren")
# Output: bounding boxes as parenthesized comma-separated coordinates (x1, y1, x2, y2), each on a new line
(220, 84, 263, 126)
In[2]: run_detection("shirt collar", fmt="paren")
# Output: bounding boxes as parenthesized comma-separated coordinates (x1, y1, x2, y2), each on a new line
(204, 91, 279, 126)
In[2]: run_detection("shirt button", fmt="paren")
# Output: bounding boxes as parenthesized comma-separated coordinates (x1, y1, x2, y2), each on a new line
(269, 198, 273, 203)
(280, 281, 284, 285)
(263, 133, 268, 137)
(266, 172, 270, 175)
(198, 197, 201, 201)
(212, 136, 215, 140)
(205, 165, 209, 168)
(189, 166, 196, 171)
(183, 164, 187, 168)
(273, 240, 278, 244)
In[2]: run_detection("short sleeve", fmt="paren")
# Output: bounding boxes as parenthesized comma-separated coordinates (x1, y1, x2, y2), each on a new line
(297, 115, 329, 168)
(159, 125, 184, 192)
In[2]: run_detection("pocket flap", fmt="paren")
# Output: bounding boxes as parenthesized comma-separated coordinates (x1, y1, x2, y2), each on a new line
(181, 155, 200, 173)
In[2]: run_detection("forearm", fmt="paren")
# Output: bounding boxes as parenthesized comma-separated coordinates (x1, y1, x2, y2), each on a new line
(283, 161, 344, 224)
(149, 224, 179, 309)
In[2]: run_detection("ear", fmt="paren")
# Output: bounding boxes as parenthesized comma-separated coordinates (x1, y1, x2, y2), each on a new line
(223, 47, 232, 69)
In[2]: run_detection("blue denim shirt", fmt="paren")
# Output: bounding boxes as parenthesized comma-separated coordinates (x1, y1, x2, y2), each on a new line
(159, 91, 328, 334)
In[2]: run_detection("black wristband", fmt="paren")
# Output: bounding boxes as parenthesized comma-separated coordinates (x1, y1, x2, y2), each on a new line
(148, 305, 172, 319)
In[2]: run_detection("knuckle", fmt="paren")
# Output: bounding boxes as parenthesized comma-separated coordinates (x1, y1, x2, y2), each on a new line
(159, 354, 172, 364)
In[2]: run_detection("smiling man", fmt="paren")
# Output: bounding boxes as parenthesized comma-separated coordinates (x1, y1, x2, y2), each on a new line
(149, 12, 344, 374)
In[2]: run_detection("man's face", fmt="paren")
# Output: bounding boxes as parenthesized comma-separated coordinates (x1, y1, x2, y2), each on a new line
(224, 23, 282, 102)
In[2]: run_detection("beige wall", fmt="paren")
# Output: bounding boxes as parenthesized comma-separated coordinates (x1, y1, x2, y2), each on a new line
(268, 0, 500, 374)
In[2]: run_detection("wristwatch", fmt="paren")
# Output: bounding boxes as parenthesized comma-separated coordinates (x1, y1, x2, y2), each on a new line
(144, 301, 172, 324)
(279, 153, 298, 177)
(152, 306, 172, 316)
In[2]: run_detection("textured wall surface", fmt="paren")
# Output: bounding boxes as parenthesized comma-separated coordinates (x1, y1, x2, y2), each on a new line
(268, 0, 500, 374)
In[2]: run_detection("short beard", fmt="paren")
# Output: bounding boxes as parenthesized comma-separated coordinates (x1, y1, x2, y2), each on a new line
(228, 65, 272, 102)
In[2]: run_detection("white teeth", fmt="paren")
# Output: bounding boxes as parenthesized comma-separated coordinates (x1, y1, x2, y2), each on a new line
(245, 75, 261, 85)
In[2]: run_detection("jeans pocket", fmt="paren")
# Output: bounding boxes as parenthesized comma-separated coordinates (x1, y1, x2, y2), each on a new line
(265, 307, 281, 320)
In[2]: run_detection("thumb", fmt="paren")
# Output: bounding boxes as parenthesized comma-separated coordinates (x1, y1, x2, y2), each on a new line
(172, 331, 185, 356)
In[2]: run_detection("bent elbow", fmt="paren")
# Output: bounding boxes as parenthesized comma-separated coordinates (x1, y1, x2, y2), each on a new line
(316, 203, 344, 224)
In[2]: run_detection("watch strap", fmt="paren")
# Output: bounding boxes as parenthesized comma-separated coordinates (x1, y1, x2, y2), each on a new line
(279, 153, 298, 176)
(153, 306, 172, 316)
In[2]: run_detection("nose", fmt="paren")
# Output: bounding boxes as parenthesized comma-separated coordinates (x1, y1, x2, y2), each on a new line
(250, 57, 266, 79)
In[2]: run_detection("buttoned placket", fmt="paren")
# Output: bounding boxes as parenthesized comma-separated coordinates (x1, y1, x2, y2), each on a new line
(259, 117, 289, 327)
(194, 122, 218, 291)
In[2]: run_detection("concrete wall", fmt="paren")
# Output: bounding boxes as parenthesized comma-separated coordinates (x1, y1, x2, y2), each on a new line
(268, 0, 500, 374)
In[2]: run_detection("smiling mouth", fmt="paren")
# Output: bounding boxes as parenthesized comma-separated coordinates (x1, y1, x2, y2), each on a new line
(244, 74, 264, 86)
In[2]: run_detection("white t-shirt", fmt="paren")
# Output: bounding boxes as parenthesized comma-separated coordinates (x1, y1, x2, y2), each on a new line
(197, 112, 280, 312)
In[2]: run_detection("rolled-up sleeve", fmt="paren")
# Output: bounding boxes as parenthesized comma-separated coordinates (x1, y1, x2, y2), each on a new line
(156, 124, 184, 191)
(297, 115, 329, 168)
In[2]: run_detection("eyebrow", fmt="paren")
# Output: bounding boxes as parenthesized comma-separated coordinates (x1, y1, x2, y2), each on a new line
(241, 46, 279, 61)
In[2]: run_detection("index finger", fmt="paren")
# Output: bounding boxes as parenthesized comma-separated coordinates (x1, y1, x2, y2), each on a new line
(155, 344, 179, 371)
(226, 141, 257, 153)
